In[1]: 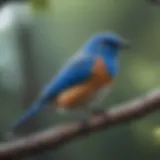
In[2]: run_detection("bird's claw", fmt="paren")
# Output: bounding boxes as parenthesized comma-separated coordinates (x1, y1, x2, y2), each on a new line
(79, 119, 89, 134)
(91, 108, 105, 116)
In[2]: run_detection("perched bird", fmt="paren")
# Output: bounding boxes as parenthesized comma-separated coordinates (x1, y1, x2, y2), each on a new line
(10, 32, 130, 131)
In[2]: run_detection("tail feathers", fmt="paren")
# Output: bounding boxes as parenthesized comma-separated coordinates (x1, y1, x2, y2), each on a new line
(10, 98, 49, 131)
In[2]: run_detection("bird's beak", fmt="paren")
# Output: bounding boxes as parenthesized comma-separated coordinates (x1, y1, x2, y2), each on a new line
(120, 39, 130, 49)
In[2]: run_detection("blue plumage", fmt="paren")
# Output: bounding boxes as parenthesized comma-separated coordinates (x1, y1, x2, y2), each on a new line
(42, 55, 95, 99)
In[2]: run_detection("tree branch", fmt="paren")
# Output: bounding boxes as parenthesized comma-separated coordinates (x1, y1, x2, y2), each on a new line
(0, 89, 160, 159)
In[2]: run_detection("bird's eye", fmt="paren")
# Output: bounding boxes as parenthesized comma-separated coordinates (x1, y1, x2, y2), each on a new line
(103, 40, 119, 48)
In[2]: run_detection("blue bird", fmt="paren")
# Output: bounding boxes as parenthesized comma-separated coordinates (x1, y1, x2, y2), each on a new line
(10, 32, 129, 130)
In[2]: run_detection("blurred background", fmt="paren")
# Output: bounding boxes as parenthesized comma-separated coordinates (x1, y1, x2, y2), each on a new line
(0, 0, 160, 160)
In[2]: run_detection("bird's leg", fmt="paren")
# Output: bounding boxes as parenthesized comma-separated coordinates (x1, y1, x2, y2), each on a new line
(79, 120, 90, 134)
(77, 108, 106, 134)
(77, 109, 90, 134)
(91, 108, 106, 116)
(90, 108, 107, 124)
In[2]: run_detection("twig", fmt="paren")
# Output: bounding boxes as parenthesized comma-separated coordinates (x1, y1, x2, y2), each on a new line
(0, 89, 160, 159)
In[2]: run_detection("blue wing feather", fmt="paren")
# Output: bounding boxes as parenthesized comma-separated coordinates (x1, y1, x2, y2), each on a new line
(42, 55, 95, 100)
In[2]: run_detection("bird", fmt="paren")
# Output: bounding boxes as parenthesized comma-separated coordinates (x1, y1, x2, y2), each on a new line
(10, 32, 130, 131)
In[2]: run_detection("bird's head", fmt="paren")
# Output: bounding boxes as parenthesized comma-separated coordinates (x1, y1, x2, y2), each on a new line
(84, 32, 130, 56)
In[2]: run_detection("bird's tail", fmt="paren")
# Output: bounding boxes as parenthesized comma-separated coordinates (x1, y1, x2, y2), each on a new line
(10, 97, 49, 131)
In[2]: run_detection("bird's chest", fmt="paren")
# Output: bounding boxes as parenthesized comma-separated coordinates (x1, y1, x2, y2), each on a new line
(56, 57, 113, 109)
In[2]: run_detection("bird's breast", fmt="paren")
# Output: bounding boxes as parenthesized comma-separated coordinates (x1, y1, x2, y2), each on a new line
(56, 57, 113, 109)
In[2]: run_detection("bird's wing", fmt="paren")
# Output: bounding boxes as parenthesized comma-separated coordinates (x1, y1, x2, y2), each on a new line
(9, 55, 95, 130)
(41, 55, 95, 100)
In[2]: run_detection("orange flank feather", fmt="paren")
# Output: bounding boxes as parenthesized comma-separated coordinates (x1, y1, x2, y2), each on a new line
(56, 57, 113, 109)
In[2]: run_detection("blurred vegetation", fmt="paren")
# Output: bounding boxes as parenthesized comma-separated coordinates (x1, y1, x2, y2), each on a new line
(0, 0, 160, 160)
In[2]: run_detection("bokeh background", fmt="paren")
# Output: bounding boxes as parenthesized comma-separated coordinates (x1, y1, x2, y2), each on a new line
(0, 0, 160, 160)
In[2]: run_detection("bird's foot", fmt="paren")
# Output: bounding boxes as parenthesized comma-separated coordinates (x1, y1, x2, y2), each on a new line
(78, 113, 90, 134)
(79, 119, 89, 134)
(78, 109, 106, 134)
(91, 108, 106, 116)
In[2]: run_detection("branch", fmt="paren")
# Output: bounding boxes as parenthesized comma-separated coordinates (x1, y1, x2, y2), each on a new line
(0, 89, 160, 159)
